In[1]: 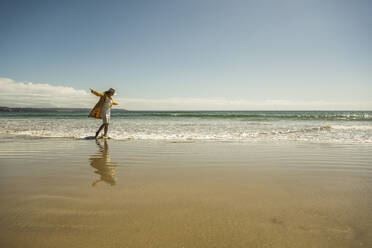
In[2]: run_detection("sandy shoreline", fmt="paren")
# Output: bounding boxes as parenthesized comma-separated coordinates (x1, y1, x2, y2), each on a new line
(0, 137, 371, 247)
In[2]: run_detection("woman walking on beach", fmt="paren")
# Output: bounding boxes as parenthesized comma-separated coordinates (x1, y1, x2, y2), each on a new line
(89, 88, 118, 138)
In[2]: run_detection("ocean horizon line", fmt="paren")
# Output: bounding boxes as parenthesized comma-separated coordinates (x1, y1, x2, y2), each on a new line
(1, 107, 371, 112)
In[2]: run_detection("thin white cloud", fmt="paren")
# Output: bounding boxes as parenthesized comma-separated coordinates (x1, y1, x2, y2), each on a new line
(0, 78, 95, 108)
(0, 78, 371, 110)
(118, 97, 372, 110)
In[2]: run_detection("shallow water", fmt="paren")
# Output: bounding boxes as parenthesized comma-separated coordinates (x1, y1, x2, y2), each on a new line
(1, 110, 372, 143)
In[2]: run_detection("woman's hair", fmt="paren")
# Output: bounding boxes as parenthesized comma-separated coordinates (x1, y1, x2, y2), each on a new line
(104, 88, 115, 95)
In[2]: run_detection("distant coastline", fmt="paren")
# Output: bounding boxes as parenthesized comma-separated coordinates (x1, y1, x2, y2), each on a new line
(0, 107, 128, 112)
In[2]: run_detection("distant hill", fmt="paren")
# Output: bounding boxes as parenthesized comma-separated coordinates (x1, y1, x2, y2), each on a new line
(0, 107, 128, 112)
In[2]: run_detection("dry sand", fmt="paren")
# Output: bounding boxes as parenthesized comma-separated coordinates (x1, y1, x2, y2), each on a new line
(0, 136, 371, 247)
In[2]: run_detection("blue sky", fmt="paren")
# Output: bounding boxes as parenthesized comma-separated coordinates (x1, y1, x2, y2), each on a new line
(0, 0, 371, 110)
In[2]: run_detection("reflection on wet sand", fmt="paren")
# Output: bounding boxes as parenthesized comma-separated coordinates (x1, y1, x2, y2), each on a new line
(1, 139, 372, 247)
(89, 139, 118, 186)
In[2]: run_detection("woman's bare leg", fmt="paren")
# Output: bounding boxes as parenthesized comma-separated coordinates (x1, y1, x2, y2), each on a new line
(103, 124, 109, 137)
(96, 124, 105, 138)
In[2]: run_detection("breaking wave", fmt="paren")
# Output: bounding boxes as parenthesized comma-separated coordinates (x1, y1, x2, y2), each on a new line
(1, 111, 371, 143)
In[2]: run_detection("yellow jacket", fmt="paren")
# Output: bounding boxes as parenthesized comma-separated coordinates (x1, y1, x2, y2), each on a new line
(88, 89, 118, 119)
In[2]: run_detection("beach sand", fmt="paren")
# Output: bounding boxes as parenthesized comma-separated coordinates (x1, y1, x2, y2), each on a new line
(0, 136, 371, 247)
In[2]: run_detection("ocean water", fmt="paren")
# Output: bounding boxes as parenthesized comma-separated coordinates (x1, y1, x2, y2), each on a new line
(0, 110, 371, 143)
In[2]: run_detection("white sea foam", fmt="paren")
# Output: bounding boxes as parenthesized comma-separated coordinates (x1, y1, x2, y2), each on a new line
(330, 125, 372, 130)
(1, 117, 372, 143)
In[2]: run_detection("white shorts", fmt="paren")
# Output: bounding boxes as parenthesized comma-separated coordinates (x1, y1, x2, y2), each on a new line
(102, 114, 110, 124)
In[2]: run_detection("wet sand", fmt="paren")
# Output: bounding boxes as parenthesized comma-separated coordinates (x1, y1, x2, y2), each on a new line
(0, 136, 371, 247)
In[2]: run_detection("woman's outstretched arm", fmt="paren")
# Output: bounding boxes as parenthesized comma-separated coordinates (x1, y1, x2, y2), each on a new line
(90, 88, 104, 97)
